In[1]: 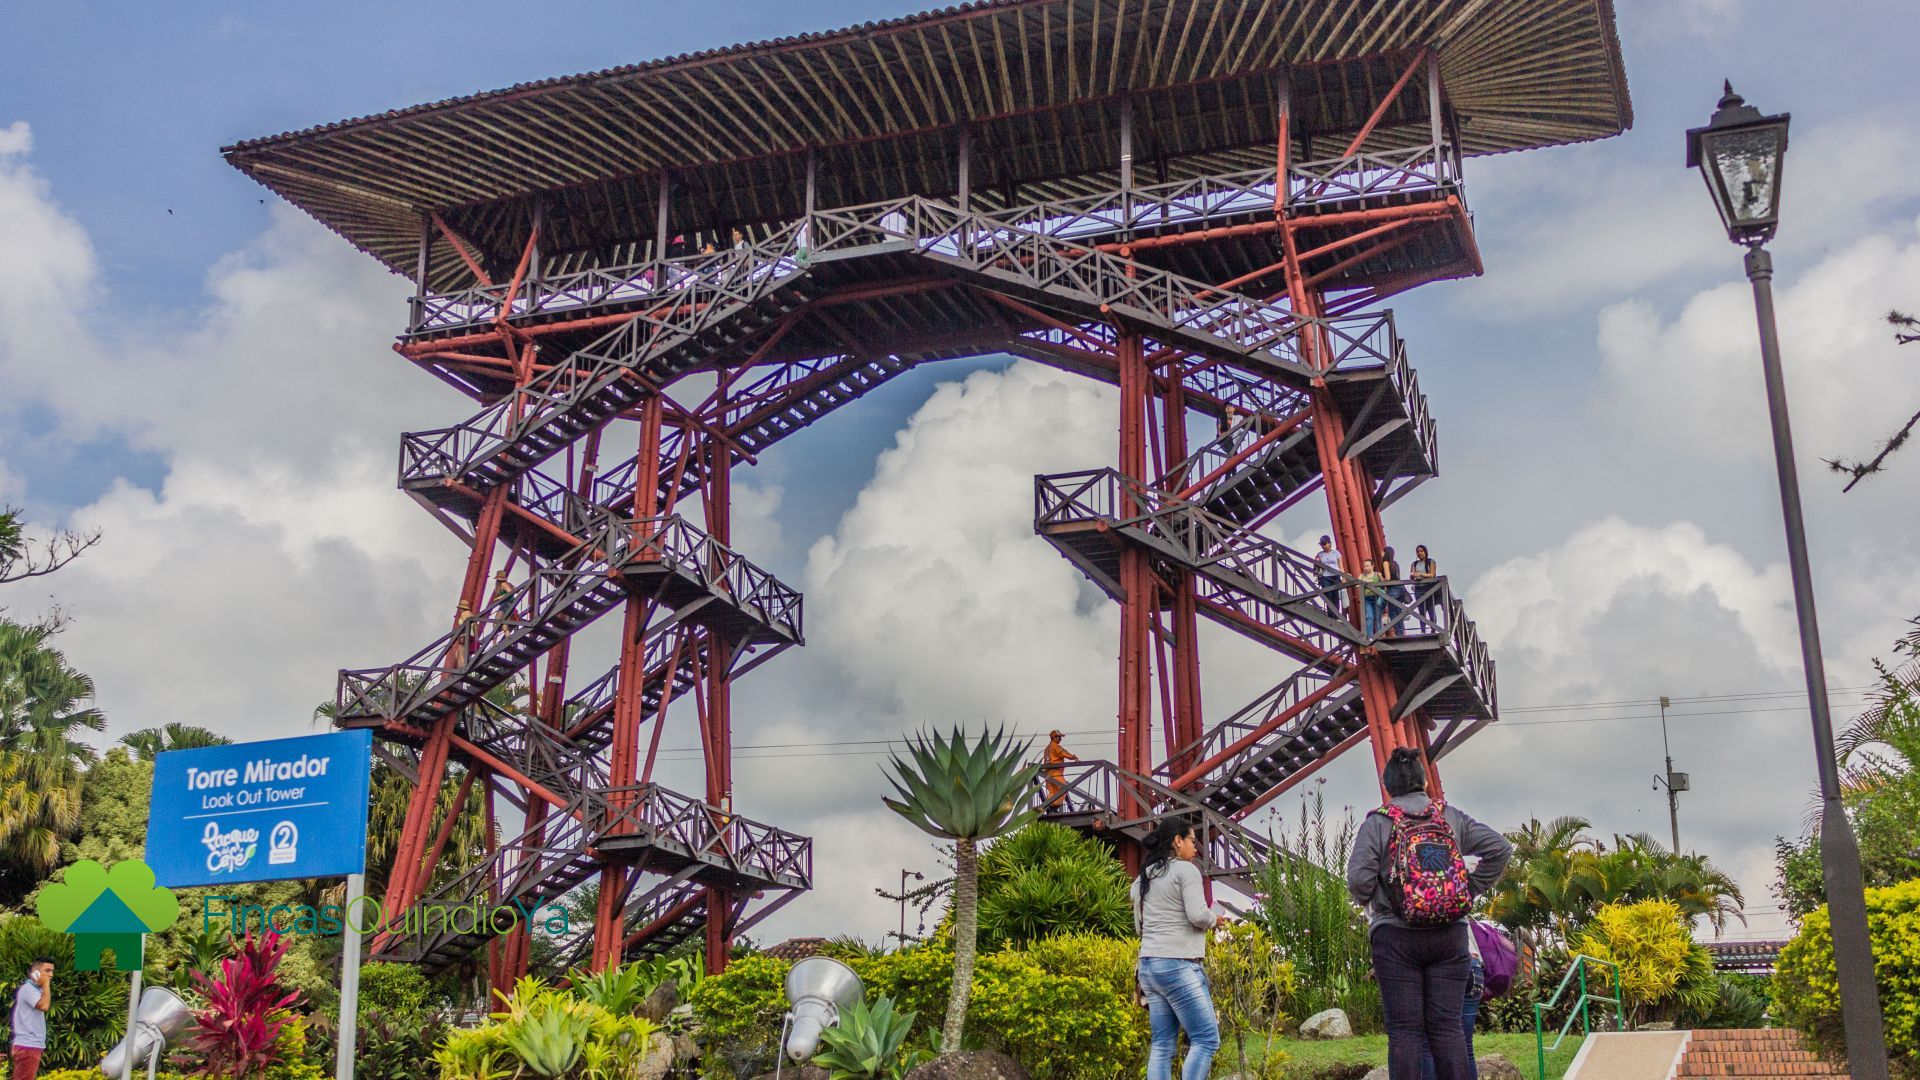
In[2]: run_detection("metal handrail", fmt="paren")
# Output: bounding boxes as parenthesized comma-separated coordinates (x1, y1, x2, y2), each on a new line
(1534, 954, 1622, 1080)
(411, 145, 1463, 333)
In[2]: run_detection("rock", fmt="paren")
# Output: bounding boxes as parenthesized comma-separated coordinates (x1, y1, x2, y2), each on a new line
(671, 1035, 700, 1065)
(1637, 1021, 1675, 1032)
(751, 1068, 829, 1080)
(1475, 1054, 1526, 1080)
(901, 1051, 1032, 1080)
(1298, 1007, 1354, 1040)
(639, 982, 680, 1022)
(1362, 1068, 1388, 1080)
(636, 1032, 677, 1080)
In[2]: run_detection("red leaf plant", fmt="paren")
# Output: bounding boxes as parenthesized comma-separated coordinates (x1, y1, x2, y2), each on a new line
(181, 931, 306, 1079)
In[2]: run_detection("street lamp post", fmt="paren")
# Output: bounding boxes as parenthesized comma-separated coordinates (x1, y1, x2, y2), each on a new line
(1687, 82, 1890, 1079)
(1652, 695, 1687, 853)
(896, 869, 924, 946)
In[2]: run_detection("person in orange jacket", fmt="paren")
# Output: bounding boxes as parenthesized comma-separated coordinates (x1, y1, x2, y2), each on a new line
(1042, 729, 1079, 803)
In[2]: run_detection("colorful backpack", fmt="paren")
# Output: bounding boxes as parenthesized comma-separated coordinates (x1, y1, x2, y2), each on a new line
(1380, 800, 1473, 927)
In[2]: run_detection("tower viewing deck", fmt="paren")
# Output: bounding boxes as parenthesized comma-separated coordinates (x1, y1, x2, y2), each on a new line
(227, 0, 1629, 979)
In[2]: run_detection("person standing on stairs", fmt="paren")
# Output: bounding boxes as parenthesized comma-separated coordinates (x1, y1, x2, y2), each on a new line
(1133, 816, 1223, 1080)
(1347, 749, 1512, 1080)
(1315, 535, 1344, 617)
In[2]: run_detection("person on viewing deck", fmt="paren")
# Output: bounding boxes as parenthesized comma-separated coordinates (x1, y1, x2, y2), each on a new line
(1360, 558, 1387, 637)
(1410, 545, 1439, 622)
(1133, 816, 1223, 1080)
(1381, 546, 1409, 637)
(1347, 749, 1512, 1080)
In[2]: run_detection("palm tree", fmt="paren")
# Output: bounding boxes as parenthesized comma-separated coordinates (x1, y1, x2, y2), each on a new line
(0, 621, 104, 888)
(1589, 834, 1745, 934)
(1486, 815, 1601, 943)
(120, 723, 230, 760)
(881, 727, 1037, 1052)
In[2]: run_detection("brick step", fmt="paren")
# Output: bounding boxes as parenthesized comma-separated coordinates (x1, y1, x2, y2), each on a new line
(1674, 1029, 1846, 1078)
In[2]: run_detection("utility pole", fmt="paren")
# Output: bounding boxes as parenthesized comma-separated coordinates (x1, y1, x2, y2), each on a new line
(1653, 695, 1687, 852)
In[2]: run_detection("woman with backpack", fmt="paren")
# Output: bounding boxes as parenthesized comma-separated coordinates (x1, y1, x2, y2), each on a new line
(1132, 815, 1223, 1080)
(1346, 748, 1513, 1080)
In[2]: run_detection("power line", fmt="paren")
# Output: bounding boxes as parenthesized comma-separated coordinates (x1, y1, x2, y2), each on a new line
(632, 682, 1886, 758)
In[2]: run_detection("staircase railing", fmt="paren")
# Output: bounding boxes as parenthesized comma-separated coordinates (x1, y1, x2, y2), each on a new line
(1534, 954, 1622, 1080)
(412, 146, 1464, 335)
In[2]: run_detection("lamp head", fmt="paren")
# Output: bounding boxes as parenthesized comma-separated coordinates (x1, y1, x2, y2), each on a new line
(783, 956, 864, 1062)
(1686, 81, 1790, 247)
(99, 987, 193, 1077)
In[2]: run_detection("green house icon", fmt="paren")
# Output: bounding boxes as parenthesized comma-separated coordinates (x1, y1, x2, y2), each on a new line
(66, 890, 151, 971)
(33, 860, 179, 972)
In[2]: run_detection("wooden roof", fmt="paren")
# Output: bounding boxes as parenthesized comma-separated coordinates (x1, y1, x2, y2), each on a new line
(224, 0, 1630, 284)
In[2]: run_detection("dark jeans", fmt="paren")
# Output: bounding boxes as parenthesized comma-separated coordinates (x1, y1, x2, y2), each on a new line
(1420, 956, 1484, 1080)
(1372, 922, 1471, 1080)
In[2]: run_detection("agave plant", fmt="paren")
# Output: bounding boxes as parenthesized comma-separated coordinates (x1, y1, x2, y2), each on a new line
(500, 1000, 593, 1078)
(434, 1028, 513, 1080)
(813, 996, 933, 1080)
(567, 960, 656, 1015)
(881, 726, 1036, 1052)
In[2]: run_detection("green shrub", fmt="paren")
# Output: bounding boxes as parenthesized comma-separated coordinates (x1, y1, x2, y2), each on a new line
(966, 952, 1141, 1080)
(431, 977, 657, 1080)
(1255, 793, 1379, 1032)
(688, 954, 792, 1078)
(849, 947, 953, 1044)
(1776, 877, 1920, 1074)
(973, 825, 1132, 949)
(1570, 900, 1716, 1026)
(1206, 921, 1295, 1080)
(357, 963, 435, 1018)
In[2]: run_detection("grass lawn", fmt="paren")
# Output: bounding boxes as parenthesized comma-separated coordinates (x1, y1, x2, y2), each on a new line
(1217, 1032, 1587, 1080)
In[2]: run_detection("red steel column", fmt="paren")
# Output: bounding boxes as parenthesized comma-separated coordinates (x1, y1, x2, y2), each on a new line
(702, 429, 735, 975)
(1116, 331, 1153, 859)
(1160, 362, 1205, 778)
(1276, 218, 1416, 785)
(592, 396, 666, 970)
(379, 487, 508, 935)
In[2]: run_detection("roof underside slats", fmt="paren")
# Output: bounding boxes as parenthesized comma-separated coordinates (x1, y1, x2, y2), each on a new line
(224, 0, 1629, 284)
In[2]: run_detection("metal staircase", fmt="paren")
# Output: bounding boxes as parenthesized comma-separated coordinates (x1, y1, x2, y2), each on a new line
(1035, 759, 1278, 896)
(335, 513, 801, 729)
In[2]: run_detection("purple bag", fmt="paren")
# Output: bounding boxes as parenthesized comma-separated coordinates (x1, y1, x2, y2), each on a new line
(1471, 920, 1518, 1000)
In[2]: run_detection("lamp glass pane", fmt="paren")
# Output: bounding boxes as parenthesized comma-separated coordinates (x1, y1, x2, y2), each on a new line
(1707, 127, 1783, 225)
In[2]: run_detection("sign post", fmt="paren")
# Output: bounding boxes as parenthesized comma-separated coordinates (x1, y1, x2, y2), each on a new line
(121, 969, 142, 1080)
(335, 872, 364, 1080)
(148, 731, 373, 1079)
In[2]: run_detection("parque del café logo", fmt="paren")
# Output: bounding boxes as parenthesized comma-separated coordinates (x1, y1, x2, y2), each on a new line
(34, 859, 571, 964)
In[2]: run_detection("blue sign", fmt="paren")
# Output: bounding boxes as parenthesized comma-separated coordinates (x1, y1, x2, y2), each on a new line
(146, 730, 372, 887)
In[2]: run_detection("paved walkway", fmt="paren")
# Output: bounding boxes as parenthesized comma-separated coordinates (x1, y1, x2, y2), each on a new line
(1565, 1032, 1689, 1080)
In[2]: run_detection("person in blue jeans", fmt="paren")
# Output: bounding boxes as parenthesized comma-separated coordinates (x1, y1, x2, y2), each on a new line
(1420, 950, 1485, 1080)
(1132, 815, 1223, 1080)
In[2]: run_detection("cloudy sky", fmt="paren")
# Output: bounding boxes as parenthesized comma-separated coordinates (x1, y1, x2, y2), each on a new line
(4, 0, 1919, 949)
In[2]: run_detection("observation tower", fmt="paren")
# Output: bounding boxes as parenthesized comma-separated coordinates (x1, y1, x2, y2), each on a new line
(225, 0, 1630, 983)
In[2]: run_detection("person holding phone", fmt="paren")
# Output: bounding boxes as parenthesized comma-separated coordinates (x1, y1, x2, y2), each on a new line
(11, 958, 52, 1080)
